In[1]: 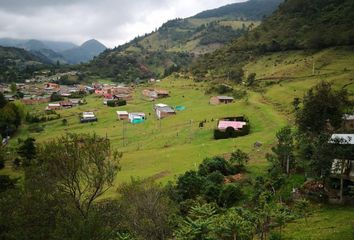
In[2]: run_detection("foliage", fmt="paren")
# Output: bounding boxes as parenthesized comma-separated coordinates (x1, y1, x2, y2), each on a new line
(198, 156, 236, 176)
(296, 81, 350, 136)
(50, 92, 63, 102)
(266, 126, 294, 175)
(107, 99, 127, 107)
(17, 137, 36, 166)
(230, 149, 250, 168)
(218, 184, 244, 208)
(35, 133, 121, 218)
(118, 179, 177, 240)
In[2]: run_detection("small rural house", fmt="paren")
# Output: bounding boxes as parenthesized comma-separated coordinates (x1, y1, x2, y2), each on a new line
(117, 111, 129, 120)
(329, 134, 354, 203)
(60, 101, 73, 108)
(210, 96, 234, 105)
(129, 112, 146, 124)
(80, 112, 97, 123)
(143, 89, 170, 99)
(45, 103, 61, 111)
(154, 103, 176, 119)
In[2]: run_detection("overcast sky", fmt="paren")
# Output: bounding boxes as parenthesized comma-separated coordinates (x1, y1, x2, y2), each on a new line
(0, 0, 245, 48)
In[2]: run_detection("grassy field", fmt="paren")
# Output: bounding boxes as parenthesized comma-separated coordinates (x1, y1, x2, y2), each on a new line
(7, 76, 288, 197)
(1, 47, 353, 239)
(282, 205, 354, 240)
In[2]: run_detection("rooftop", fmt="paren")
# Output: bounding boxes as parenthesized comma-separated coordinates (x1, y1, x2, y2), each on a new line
(330, 134, 354, 145)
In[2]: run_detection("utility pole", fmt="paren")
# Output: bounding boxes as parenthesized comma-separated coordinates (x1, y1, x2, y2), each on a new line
(122, 120, 125, 147)
(312, 61, 315, 75)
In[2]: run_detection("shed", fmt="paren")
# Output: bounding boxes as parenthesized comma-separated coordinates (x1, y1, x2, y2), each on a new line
(210, 96, 234, 105)
(117, 111, 129, 120)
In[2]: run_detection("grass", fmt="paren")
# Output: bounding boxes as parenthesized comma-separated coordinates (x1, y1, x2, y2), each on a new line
(4, 76, 288, 198)
(282, 205, 354, 240)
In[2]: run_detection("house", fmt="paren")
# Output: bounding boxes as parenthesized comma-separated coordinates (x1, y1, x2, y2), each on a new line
(80, 112, 97, 123)
(117, 111, 129, 120)
(154, 103, 176, 119)
(329, 134, 354, 203)
(342, 114, 354, 131)
(210, 96, 234, 105)
(46, 103, 61, 111)
(69, 99, 82, 106)
(142, 89, 170, 99)
(60, 101, 73, 108)
(217, 121, 247, 131)
(129, 112, 146, 124)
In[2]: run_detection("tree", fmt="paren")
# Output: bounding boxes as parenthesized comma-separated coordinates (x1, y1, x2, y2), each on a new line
(175, 203, 217, 240)
(0, 93, 7, 108)
(212, 207, 255, 240)
(176, 170, 205, 200)
(246, 73, 256, 86)
(198, 156, 234, 176)
(218, 184, 243, 208)
(294, 199, 311, 224)
(267, 126, 294, 175)
(118, 179, 177, 240)
(296, 81, 350, 136)
(36, 133, 121, 218)
(230, 149, 249, 168)
(17, 137, 36, 166)
(10, 82, 17, 93)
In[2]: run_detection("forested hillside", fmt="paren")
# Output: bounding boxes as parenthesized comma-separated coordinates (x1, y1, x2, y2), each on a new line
(191, 0, 354, 81)
(0, 46, 46, 83)
(87, 0, 281, 82)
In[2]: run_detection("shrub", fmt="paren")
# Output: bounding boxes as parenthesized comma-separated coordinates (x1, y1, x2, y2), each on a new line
(107, 99, 127, 107)
(218, 183, 243, 207)
(28, 124, 44, 133)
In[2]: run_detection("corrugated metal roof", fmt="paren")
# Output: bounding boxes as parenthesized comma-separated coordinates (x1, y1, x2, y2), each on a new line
(330, 134, 354, 145)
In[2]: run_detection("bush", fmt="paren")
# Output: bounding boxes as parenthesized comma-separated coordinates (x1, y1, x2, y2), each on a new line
(218, 183, 243, 207)
(107, 99, 127, 107)
(28, 124, 44, 133)
(269, 232, 282, 240)
(198, 157, 235, 176)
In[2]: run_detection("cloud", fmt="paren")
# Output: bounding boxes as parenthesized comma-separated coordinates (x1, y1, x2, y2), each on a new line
(0, 0, 242, 48)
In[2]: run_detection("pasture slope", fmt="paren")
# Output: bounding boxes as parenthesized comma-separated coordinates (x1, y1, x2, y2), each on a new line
(2, 47, 353, 239)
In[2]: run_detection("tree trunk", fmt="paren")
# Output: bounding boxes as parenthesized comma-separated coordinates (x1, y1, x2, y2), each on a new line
(233, 232, 237, 240)
(286, 155, 290, 175)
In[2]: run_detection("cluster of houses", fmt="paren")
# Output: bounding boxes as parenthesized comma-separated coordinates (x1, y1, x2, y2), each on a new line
(0, 81, 91, 105)
(94, 84, 133, 104)
(45, 99, 84, 111)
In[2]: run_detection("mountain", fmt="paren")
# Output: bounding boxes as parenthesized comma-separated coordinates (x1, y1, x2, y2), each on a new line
(194, 0, 283, 19)
(0, 46, 47, 83)
(61, 39, 107, 64)
(88, 0, 282, 82)
(191, 0, 354, 80)
(0, 38, 106, 64)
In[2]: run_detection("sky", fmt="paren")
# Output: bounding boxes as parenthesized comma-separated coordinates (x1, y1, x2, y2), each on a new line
(0, 0, 244, 48)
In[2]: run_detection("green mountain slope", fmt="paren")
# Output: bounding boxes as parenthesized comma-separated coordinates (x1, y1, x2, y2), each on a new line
(191, 0, 354, 80)
(88, 0, 281, 82)
(194, 0, 283, 19)
(0, 46, 47, 83)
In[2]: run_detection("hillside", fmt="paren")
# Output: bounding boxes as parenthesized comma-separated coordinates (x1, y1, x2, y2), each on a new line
(191, 0, 354, 79)
(0, 46, 47, 82)
(88, 0, 281, 82)
(194, 0, 282, 19)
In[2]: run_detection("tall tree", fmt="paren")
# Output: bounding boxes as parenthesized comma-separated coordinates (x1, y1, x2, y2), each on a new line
(36, 133, 121, 218)
(296, 81, 350, 137)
